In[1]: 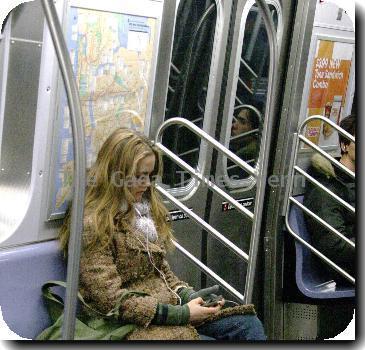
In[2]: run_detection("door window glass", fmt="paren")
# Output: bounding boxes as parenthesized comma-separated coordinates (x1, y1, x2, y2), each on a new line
(226, 3, 278, 183)
(161, 0, 217, 191)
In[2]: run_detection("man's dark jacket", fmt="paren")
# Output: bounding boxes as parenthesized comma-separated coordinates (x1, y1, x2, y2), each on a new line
(303, 153, 355, 275)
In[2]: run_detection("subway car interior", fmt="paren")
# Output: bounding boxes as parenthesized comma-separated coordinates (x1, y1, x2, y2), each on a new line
(0, 0, 356, 341)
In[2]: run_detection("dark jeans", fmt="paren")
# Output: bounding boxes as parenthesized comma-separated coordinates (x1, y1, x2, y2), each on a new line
(197, 314, 267, 341)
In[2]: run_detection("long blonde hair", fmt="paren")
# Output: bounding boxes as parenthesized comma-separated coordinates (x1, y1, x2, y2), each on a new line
(59, 128, 174, 252)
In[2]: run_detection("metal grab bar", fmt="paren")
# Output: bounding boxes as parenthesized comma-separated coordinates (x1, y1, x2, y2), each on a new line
(177, 147, 199, 157)
(298, 115, 355, 179)
(238, 76, 254, 95)
(156, 0, 279, 305)
(172, 240, 244, 302)
(157, 185, 247, 302)
(294, 166, 355, 214)
(171, 62, 181, 74)
(155, 117, 254, 303)
(289, 197, 354, 249)
(235, 96, 244, 105)
(156, 142, 254, 220)
(156, 117, 257, 177)
(41, 0, 86, 340)
(241, 57, 258, 78)
(299, 115, 355, 143)
(227, 159, 255, 170)
(298, 135, 354, 179)
(156, 184, 249, 261)
(285, 115, 356, 283)
(284, 203, 355, 285)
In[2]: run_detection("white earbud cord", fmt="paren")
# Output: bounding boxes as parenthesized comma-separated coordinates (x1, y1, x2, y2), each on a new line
(134, 207, 182, 305)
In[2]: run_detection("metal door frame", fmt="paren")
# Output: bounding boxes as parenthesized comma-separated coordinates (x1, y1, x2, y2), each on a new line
(259, 0, 344, 340)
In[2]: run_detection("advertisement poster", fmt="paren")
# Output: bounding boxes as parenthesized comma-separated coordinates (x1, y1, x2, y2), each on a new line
(304, 39, 353, 148)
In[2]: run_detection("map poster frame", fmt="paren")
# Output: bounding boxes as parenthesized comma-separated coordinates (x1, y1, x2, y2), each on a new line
(299, 34, 355, 151)
(46, 0, 163, 220)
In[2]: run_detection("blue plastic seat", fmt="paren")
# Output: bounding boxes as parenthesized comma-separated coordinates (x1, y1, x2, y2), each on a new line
(0, 240, 66, 339)
(288, 196, 355, 299)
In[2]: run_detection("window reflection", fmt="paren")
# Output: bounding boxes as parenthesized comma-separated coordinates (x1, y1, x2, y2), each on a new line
(228, 106, 261, 178)
(231, 107, 260, 159)
(162, 0, 217, 189)
(227, 4, 278, 182)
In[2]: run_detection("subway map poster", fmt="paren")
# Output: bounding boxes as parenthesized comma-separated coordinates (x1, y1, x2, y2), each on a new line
(49, 7, 157, 218)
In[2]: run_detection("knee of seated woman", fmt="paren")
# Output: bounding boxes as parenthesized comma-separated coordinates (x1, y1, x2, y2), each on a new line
(214, 314, 266, 340)
(233, 314, 267, 340)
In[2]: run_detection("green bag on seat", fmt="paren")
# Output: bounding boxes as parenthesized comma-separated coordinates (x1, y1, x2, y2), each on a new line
(36, 281, 148, 340)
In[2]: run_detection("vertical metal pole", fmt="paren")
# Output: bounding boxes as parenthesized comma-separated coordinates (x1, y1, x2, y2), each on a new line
(41, 0, 86, 340)
(244, 0, 279, 304)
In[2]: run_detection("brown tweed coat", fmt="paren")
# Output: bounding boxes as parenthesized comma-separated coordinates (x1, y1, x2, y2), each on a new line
(79, 214, 200, 340)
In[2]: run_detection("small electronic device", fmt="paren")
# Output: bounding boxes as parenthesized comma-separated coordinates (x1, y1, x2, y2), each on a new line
(202, 295, 223, 307)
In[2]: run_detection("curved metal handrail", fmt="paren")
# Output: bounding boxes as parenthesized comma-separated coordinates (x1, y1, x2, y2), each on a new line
(299, 115, 355, 179)
(299, 115, 355, 142)
(156, 117, 257, 177)
(156, 0, 279, 305)
(155, 117, 254, 303)
(156, 142, 254, 220)
(41, 0, 86, 340)
(285, 115, 355, 284)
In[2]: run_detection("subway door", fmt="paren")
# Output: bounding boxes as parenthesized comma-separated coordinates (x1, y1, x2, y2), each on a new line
(149, 0, 233, 288)
(204, 0, 284, 306)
